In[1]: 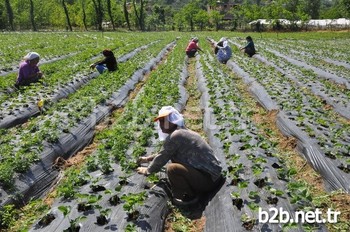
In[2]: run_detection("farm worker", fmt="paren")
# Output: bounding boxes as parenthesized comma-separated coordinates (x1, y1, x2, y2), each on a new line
(185, 37, 203, 58)
(240, 36, 256, 57)
(15, 52, 43, 88)
(137, 106, 223, 206)
(214, 37, 232, 64)
(90, 49, 118, 74)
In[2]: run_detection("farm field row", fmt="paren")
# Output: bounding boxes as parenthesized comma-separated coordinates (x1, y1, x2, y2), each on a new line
(0, 31, 349, 232)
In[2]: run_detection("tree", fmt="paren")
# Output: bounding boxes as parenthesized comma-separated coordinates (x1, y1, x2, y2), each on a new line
(106, 0, 115, 30)
(174, 11, 186, 31)
(61, 0, 73, 31)
(123, 0, 131, 30)
(299, 0, 321, 19)
(132, 0, 146, 31)
(5, 0, 14, 30)
(81, 0, 88, 30)
(182, 1, 200, 31)
(210, 10, 223, 31)
(92, 0, 103, 30)
(29, 0, 37, 31)
(194, 9, 209, 31)
(339, 0, 350, 18)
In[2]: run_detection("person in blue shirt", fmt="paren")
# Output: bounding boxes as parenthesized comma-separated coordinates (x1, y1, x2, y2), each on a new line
(214, 37, 232, 64)
(240, 36, 256, 57)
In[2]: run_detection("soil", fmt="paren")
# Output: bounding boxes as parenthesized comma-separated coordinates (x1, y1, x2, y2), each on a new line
(250, 94, 350, 231)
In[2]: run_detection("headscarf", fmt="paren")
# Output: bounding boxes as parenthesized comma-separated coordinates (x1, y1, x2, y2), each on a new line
(218, 37, 228, 48)
(23, 52, 40, 61)
(154, 106, 185, 141)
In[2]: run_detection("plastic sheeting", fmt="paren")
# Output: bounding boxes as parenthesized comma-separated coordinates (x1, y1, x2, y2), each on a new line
(223, 46, 350, 192)
(0, 41, 177, 210)
(28, 53, 190, 232)
(276, 112, 350, 192)
(227, 38, 350, 192)
(265, 48, 350, 89)
(195, 54, 319, 232)
(0, 44, 155, 129)
(255, 54, 350, 119)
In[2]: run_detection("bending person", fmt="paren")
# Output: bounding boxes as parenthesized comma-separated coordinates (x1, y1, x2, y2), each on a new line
(185, 37, 203, 58)
(90, 49, 118, 74)
(240, 36, 256, 57)
(215, 37, 232, 64)
(15, 52, 43, 88)
(137, 106, 223, 206)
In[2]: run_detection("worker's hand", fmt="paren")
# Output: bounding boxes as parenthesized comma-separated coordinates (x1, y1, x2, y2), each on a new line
(137, 167, 149, 176)
(90, 64, 96, 69)
(137, 156, 150, 164)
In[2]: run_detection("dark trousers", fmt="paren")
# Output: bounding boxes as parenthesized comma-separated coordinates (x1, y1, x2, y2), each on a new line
(16, 76, 41, 87)
(166, 162, 220, 198)
(186, 49, 197, 58)
(244, 48, 255, 57)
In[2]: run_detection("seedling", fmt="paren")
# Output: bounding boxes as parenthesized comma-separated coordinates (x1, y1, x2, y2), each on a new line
(90, 177, 106, 192)
(37, 213, 55, 227)
(230, 192, 243, 210)
(241, 213, 256, 230)
(121, 191, 147, 221)
(145, 173, 160, 189)
(76, 194, 102, 212)
(58, 205, 87, 232)
(95, 206, 111, 225)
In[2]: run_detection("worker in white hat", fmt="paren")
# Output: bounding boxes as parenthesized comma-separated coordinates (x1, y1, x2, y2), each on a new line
(214, 37, 232, 64)
(137, 106, 223, 206)
(15, 52, 43, 88)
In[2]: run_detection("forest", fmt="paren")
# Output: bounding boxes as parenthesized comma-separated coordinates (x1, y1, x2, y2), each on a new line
(0, 0, 349, 31)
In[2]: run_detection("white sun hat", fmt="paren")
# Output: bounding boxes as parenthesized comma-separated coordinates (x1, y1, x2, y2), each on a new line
(23, 52, 40, 61)
(154, 106, 184, 141)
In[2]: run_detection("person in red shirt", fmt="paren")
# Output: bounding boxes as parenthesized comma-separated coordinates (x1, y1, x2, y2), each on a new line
(185, 38, 203, 58)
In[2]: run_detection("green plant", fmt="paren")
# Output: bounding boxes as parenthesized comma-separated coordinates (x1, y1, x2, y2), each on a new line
(0, 205, 18, 229)
(58, 205, 87, 232)
(121, 191, 147, 221)
(95, 206, 111, 225)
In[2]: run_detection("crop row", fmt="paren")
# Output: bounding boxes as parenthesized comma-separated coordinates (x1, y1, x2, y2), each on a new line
(227, 39, 350, 177)
(253, 47, 350, 119)
(260, 38, 350, 71)
(0, 32, 153, 72)
(195, 40, 321, 230)
(0, 38, 173, 188)
(26, 36, 187, 232)
(0, 41, 157, 129)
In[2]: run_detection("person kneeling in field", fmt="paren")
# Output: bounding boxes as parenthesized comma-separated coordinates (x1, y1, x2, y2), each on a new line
(240, 36, 256, 57)
(185, 37, 203, 58)
(15, 52, 43, 88)
(137, 106, 223, 206)
(90, 49, 118, 74)
(214, 37, 232, 64)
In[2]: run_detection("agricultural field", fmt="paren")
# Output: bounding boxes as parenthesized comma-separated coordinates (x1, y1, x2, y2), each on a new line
(0, 31, 349, 232)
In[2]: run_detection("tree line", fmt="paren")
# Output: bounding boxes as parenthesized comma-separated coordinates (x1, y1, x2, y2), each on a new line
(0, 0, 349, 31)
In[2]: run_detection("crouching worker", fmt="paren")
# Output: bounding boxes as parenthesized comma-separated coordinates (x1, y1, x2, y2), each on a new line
(15, 52, 43, 88)
(90, 49, 117, 74)
(240, 36, 256, 57)
(185, 38, 203, 58)
(215, 37, 232, 64)
(137, 106, 223, 206)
